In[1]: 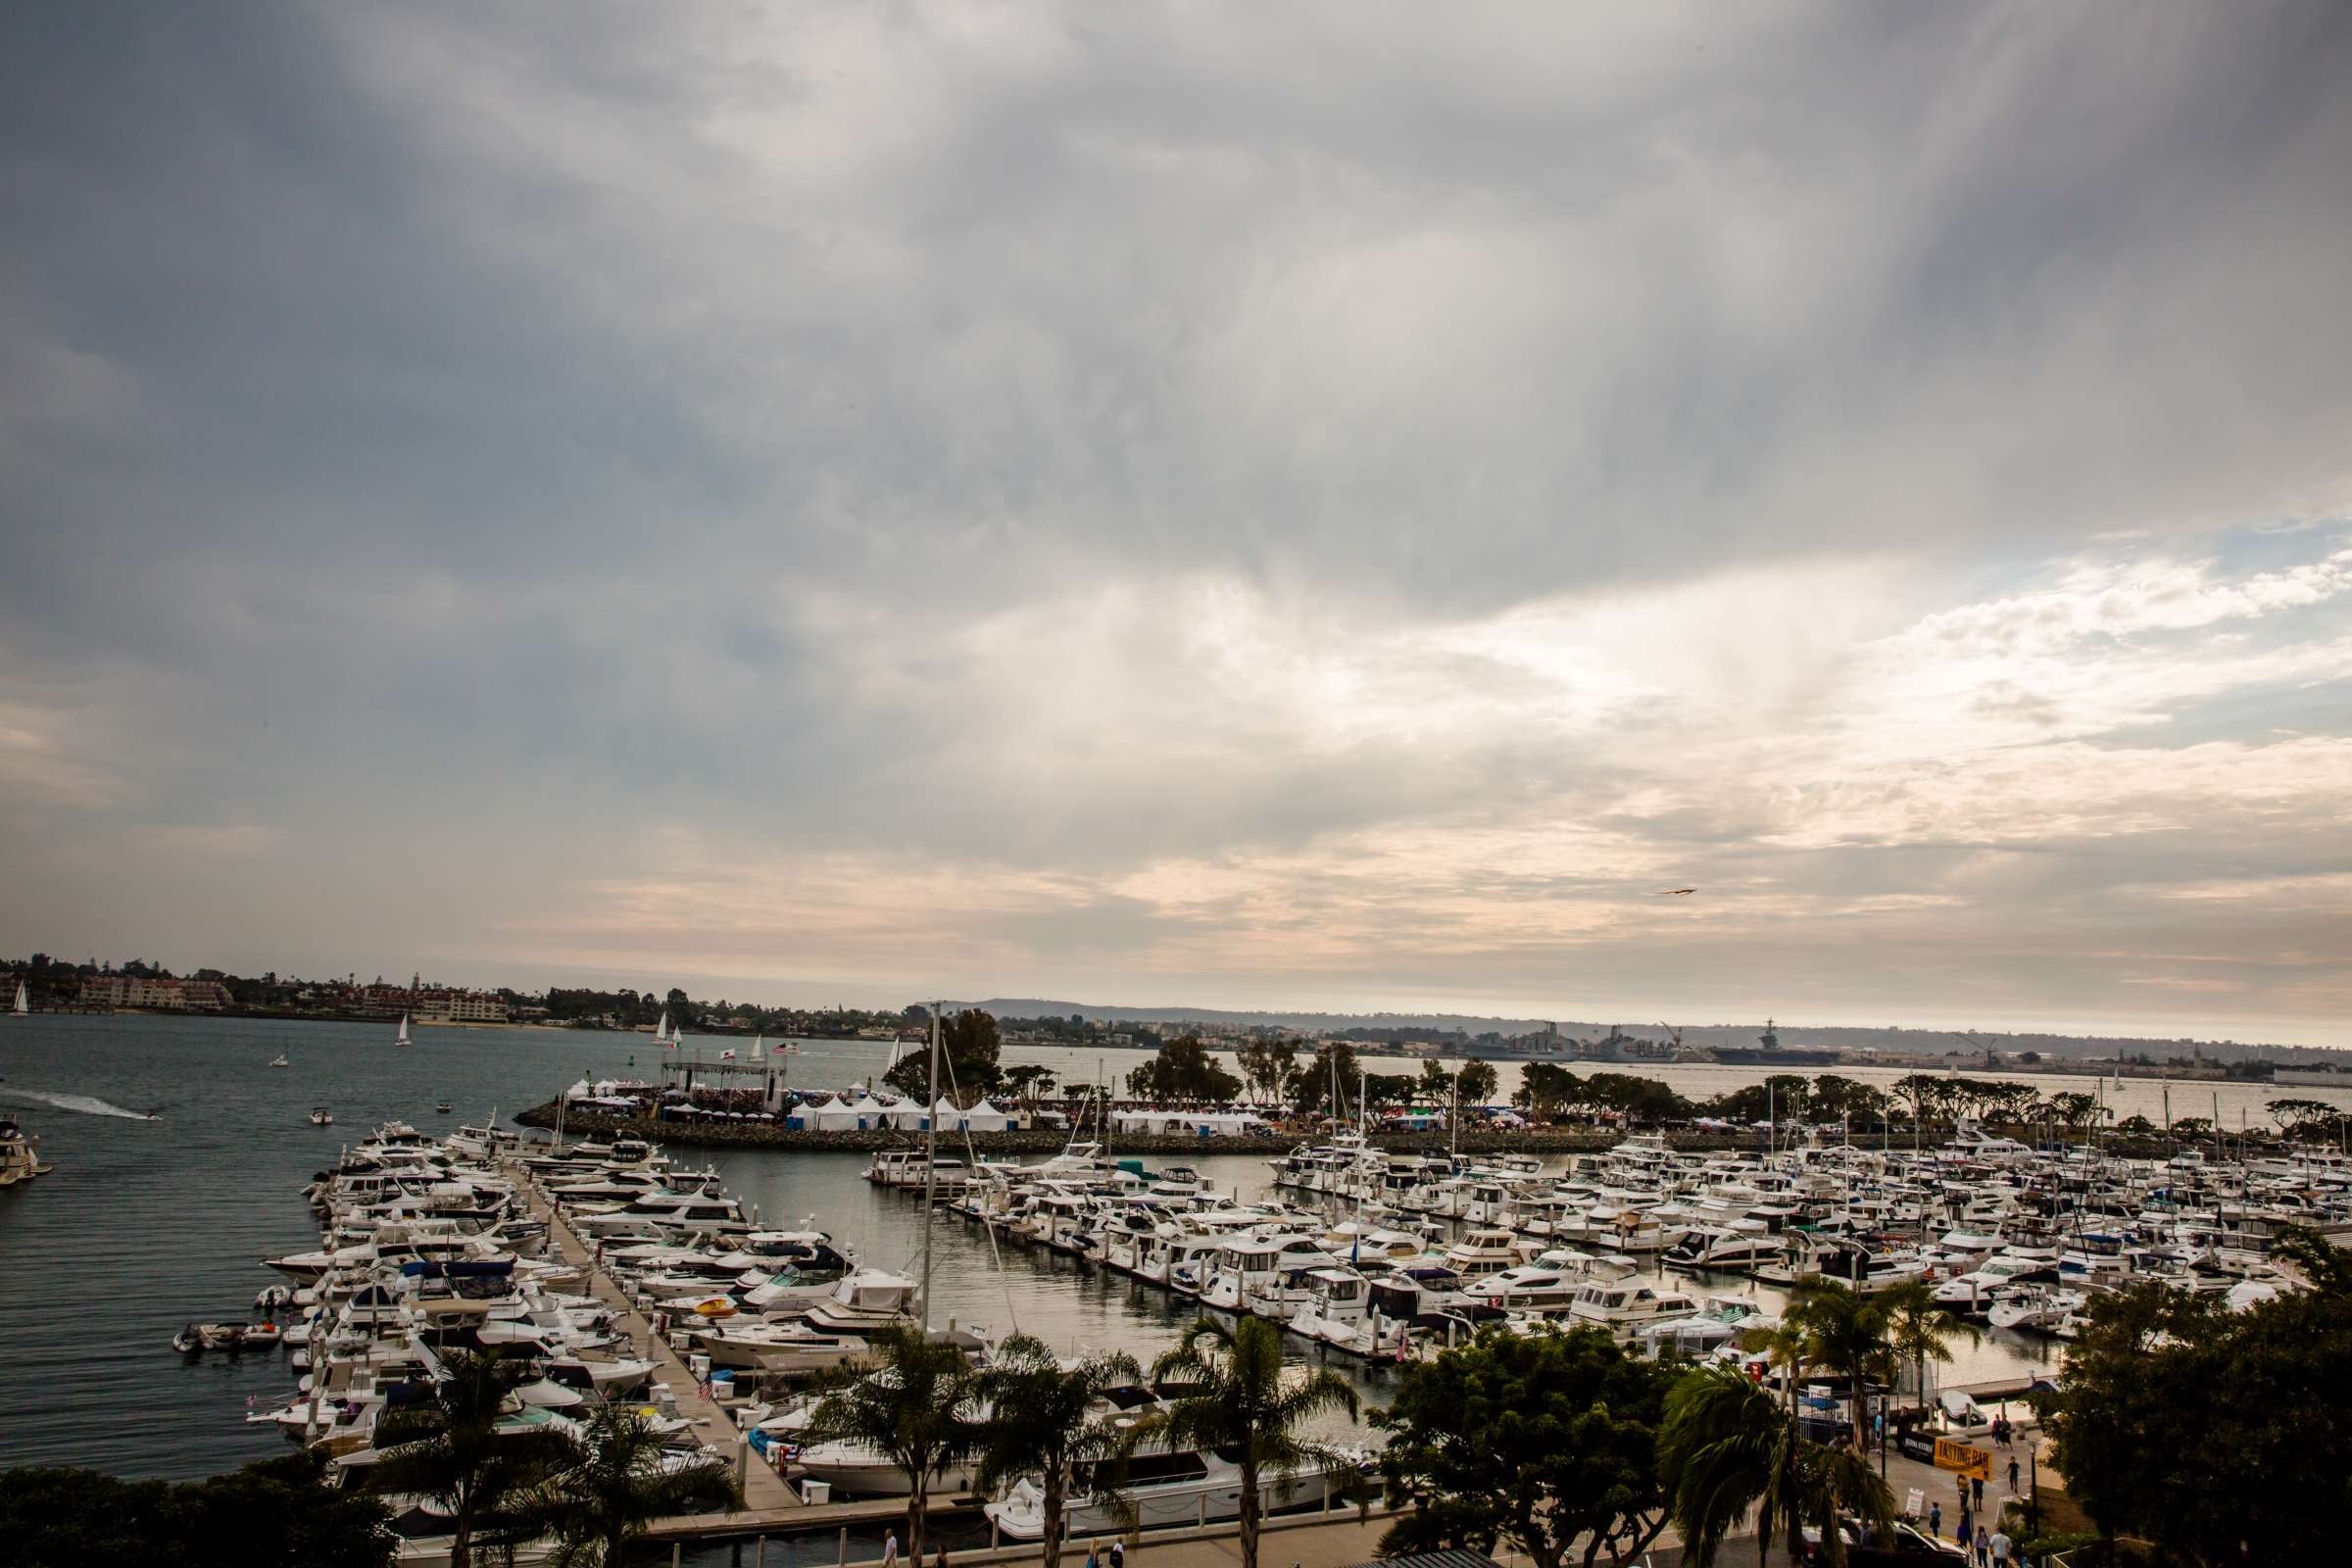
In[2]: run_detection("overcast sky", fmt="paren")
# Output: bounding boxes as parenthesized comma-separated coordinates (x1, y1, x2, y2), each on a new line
(4, 3, 2349, 1043)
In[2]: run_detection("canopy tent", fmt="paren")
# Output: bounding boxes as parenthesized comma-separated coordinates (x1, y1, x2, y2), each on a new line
(843, 1096, 895, 1130)
(959, 1099, 1013, 1132)
(806, 1097, 862, 1132)
(1110, 1107, 1271, 1137)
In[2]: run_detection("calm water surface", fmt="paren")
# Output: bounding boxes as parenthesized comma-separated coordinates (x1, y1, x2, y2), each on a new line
(4, 1015, 2342, 1480)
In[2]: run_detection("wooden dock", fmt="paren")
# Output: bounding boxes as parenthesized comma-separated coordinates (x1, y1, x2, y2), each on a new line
(510, 1160, 807, 1520)
(511, 1162, 1409, 1551)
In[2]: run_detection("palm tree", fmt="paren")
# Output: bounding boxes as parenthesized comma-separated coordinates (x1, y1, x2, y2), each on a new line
(1150, 1317, 1358, 1568)
(369, 1349, 570, 1568)
(1783, 1278, 1896, 1453)
(1880, 1279, 1977, 1420)
(973, 1335, 1145, 1568)
(1738, 1316, 1811, 1422)
(799, 1326, 980, 1561)
(509, 1404, 741, 1566)
(1658, 1365, 1893, 1568)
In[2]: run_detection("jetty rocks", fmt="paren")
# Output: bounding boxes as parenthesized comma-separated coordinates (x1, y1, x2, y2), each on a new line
(511, 1101, 1767, 1155)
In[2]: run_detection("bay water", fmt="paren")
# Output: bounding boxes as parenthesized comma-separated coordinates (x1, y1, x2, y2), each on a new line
(3, 1014, 2342, 1481)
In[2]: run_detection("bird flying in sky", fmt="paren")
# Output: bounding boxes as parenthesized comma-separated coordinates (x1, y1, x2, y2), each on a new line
(1654, 888, 1697, 896)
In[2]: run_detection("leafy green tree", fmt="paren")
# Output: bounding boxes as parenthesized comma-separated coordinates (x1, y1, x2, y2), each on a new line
(1376, 1326, 1676, 1568)
(509, 1405, 739, 1565)
(2039, 1227, 2352, 1565)
(1806, 1075, 1888, 1125)
(1513, 1060, 1582, 1118)
(1151, 1318, 1359, 1568)
(973, 1336, 1146, 1568)
(1290, 1043, 1363, 1117)
(1657, 1365, 1893, 1568)
(1457, 1060, 1499, 1104)
(1579, 1072, 1693, 1124)
(883, 1008, 1004, 1101)
(369, 1350, 571, 1568)
(1004, 1063, 1058, 1112)
(0, 1451, 393, 1568)
(2269, 1098, 2343, 1139)
(1236, 1038, 1301, 1105)
(801, 1327, 980, 1561)
(1128, 1036, 1243, 1102)
(2039, 1091, 2100, 1129)
(1783, 1278, 1897, 1451)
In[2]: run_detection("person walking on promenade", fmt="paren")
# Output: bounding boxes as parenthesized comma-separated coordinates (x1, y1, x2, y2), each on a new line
(883, 1532, 899, 1568)
(1930, 1501, 1942, 1540)
(2008, 1455, 2021, 1493)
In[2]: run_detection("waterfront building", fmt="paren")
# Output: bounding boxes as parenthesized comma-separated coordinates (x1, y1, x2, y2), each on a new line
(76, 975, 232, 1010)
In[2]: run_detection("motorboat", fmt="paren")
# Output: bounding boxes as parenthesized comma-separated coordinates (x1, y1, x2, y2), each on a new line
(175, 1321, 271, 1353)
(311, 1107, 335, 1126)
(1441, 1228, 1528, 1279)
(986, 1445, 1370, 1538)
(1986, 1285, 2083, 1333)
(0, 1119, 52, 1187)
(1285, 1268, 1371, 1342)
(1464, 1263, 1587, 1313)
(1566, 1281, 1702, 1336)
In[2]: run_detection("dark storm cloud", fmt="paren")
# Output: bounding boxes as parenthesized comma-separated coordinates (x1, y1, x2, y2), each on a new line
(3, 2, 2349, 1036)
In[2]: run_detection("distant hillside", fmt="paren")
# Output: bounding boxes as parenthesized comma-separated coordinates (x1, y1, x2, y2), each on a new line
(956, 999, 2348, 1065)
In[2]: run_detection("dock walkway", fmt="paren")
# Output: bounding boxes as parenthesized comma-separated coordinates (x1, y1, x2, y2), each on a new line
(509, 1160, 806, 1521)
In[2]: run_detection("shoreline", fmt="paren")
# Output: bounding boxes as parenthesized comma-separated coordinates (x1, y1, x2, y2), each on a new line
(509, 1100, 2238, 1159)
(20, 1010, 2335, 1082)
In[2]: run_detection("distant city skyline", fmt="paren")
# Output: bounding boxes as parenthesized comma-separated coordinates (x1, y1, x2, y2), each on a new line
(4, 6, 2349, 1047)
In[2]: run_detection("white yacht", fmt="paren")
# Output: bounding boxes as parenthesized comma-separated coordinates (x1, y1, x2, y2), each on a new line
(1442, 1228, 1528, 1278)
(1566, 1280, 1701, 1336)
(1198, 1233, 1344, 1312)
(0, 1118, 52, 1187)
(1464, 1263, 1585, 1313)
(986, 1446, 1366, 1539)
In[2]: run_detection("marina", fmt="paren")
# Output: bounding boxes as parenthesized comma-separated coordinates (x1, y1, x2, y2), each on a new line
(4, 1015, 2350, 1538)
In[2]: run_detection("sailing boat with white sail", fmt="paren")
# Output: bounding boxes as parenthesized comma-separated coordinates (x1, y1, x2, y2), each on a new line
(395, 1013, 412, 1048)
(10, 979, 26, 1018)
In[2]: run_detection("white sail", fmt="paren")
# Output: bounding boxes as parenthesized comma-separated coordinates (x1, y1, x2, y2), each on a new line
(656, 1007, 669, 1043)
(396, 1012, 411, 1046)
(750, 1033, 765, 1062)
(11, 980, 25, 1016)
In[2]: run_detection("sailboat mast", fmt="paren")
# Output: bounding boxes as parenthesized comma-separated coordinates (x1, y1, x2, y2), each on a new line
(1449, 1060, 1459, 1161)
(919, 1001, 942, 1331)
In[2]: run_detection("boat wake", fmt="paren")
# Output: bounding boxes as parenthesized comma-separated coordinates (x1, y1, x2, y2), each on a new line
(0, 1088, 157, 1121)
